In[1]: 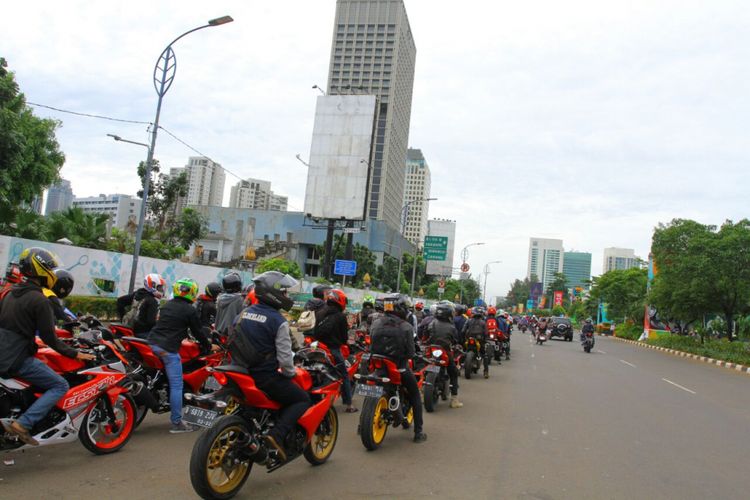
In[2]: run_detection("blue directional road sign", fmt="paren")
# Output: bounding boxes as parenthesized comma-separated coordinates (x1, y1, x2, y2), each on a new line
(334, 259, 357, 277)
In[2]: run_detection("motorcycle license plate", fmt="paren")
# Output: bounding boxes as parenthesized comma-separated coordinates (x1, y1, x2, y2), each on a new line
(355, 384, 384, 398)
(183, 405, 219, 428)
(426, 365, 441, 373)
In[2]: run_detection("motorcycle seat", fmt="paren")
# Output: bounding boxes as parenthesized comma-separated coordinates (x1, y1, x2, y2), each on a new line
(213, 365, 250, 375)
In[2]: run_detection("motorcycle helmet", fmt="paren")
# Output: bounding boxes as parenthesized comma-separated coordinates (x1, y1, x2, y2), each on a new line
(204, 282, 222, 299)
(51, 269, 75, 299)
(325, 289, 348, 311)
(383, 293, 411, 319)
(374, 297, 384, 312)
(472, 306, 486, 318)
(455, 304, 467, 315)
(487, 306, 497, 316)
(415, 302, 424, 311)
(173, 278, 199, 303)
(585, 318, 593, 324)
(362, 294, 375, 305)
(19, 247, 60, 289)
(221, 272, 242, 293)
(4, 263, 24, 284)
(435, 303, 454, 321)
(253, 271, 298, 311)
(429, 303, 438, 316)
(312, 284, 333, 299)
(245, 284, 258, 305)
(144, 273, 166, 298)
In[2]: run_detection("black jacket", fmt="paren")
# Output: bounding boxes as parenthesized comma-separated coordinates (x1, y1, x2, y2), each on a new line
(426, 318, 458, 348)
(0, 282, 78, 375)
(370, 314, 415, 368)
(195, 295, 217, 328)
(117, 288, 159, 335)
(313, 306, 348, 348)
(148, 297, 211, 354)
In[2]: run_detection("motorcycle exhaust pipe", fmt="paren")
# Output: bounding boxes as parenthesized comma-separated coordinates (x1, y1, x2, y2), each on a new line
(388, 396, 400, 412)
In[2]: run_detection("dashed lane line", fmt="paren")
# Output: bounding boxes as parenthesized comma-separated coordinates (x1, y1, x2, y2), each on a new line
(662, 378, 696, 394)
(597, 349, 606, 354)
(619, 359, 637, 368)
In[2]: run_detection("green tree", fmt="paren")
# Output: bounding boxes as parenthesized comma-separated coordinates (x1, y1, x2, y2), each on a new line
(314, 234, 379, 287)
(47, 207, 109, 249)
(650, 219, 750, 341)
(3, 208, 50, 240)
(256, 258, 302, 279)
(137, 159, 188, 233)
(0, 57, 65, 222)
(169, 207, 207, 250)
(588, 268, 648, 323)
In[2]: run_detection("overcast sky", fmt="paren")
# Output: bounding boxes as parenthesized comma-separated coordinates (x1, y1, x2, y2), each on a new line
(4, 0, 749, 300)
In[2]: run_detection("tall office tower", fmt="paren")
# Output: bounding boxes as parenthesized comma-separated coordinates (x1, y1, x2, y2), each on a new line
(45, 179, 74, 215)
(603, 247, 640, 272)
(326, 0, 417, 230)
(402, 148, 431, 246)
(527, 237, 564, 291)
(563, 251, 592, 289)
(183, 157, 226, 207)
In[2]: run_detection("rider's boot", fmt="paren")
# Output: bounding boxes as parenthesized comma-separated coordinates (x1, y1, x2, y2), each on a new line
(483, 367, 489, 379)
(413, 430, 427, 443)
(450, 396, 463, 408)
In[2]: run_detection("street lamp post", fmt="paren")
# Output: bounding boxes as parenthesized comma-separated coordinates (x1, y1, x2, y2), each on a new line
(127, 16, 233, 295)
(459, 242, 484, 304)
(482, 260, 502, 305)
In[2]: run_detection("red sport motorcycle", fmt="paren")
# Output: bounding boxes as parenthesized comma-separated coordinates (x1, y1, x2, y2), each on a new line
(0, 339, 136, 455)
(186, 349, 342, 499)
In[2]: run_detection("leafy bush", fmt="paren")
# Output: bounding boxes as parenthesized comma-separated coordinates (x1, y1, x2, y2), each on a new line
(615, 322, 641, 340)
(65, 296, 119, 320)
(645, 335, 750, 365)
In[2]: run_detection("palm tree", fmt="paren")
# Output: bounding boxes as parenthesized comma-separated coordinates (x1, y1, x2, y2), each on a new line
(49, 207, 109, 249)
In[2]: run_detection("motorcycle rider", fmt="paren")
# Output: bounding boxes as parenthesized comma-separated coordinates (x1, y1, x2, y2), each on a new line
(195, 282, 221, 332)
(215, 272, 244, 335)
(0, 248, 95, 445)
(148, 278, 214, 433)
(485, 307, 502, 365)
(313, 289, 357, 413)
(359, 295, 375, 330)
(116, 273, 164, 338)
(369, 294, 427, 443)
(537, 316, 549, 339)
(581, 317, 595, 341)
(462, 306, 491, 378)
(413, 302, 426, 323)
(230, 271, 311, 461)
(453, 304, 468, 344)
(425, 302, 463, 408)
(366, 298, 385, 329)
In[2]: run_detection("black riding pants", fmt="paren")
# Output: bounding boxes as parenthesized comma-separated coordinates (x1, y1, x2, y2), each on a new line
(252, 371, 312, 442)
(400, 369, 423, 434)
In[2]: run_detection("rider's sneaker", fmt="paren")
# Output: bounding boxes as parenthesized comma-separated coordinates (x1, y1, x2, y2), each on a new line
(2, 420, 38, 446)
(413, 431, 427, 443)
(449, 397, 463, 409)
(169, 421, 195, 434)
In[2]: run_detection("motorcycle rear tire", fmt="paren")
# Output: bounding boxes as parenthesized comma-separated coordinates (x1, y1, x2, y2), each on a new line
(423, 372, 438, 413)
(360, 396, 389, 451)
(464, 352, 474, 379)
(303, 407, 339, 465)
(190, 415, 252, 499)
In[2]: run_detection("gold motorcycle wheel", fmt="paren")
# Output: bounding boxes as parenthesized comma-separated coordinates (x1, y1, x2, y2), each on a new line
(190, 416, 252, 499)
(360, 395, 389, 450)
(303, 407, 339, 465)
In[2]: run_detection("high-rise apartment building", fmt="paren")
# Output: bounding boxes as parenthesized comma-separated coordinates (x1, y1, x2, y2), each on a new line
(528, 238, 564, 291)
(229, 178, 288, 212)
(402, 148, 431, 246)
(563, 251, 592, 289)
(603, 247, 640, 273)
(326, 0, 417, 230)
(45, 179, 74, 215)
(175, 157, 225, 210)
(73, 194, 142, 229)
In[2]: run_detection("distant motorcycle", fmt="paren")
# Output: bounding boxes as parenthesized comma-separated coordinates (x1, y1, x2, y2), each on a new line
(536, 330, 548, 345)
(582, 331, 595, 353)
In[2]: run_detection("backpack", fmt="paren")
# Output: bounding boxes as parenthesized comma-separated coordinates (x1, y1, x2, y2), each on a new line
(486, 318, 499, 335)
(297, 310, 317, 332)
(371, 316, 408, 362)
(465, 319, 485, 339)
(122, 296, 145, 329)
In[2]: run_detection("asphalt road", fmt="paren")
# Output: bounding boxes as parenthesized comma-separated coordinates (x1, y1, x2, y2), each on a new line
(3, 332, 749, 499)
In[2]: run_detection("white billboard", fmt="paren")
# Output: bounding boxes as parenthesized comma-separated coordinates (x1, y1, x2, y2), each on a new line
(425, 219, 457, 276)
(303, 95, 377, 220)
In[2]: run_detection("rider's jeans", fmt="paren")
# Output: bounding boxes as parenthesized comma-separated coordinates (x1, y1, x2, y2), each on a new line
(15, 356, 69, 429)
(330, 347, 353, 405)
(150, 344, 183, 425)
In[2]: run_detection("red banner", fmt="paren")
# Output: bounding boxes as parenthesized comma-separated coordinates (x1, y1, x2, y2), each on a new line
(553, 291, 564, 307)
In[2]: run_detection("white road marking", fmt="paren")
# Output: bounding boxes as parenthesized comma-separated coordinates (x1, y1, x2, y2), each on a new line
(531, 353, 535, 358)
(662, 378, 696, 394)
(619, 359, 637, 368)
(597, 349, 607, 354)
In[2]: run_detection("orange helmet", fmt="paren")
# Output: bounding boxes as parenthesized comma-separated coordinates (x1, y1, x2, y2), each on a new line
(325, 289, 348, 310)
(245, 284, 258, 305)
(487, 306, 497, 316)
(415, 302, 424, 310)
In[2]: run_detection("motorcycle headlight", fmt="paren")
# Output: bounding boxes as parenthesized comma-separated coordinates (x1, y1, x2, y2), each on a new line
(432, 349, 443, 358)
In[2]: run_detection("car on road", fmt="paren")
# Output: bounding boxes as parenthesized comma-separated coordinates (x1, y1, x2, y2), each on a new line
(548, 317, 574, 341)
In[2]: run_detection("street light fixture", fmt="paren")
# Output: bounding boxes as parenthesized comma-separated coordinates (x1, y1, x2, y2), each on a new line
(312, 84, 326, 96)
(459, 242, 484, 303)
(482, 260, 502, 305)
(126, 15, 233, 295)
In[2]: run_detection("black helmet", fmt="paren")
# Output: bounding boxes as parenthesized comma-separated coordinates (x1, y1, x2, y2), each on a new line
(51, 269, 74, 299)
(472, 306, 486, 318)
(221, 272, 242, 293)
(383, 293, 411, 319)
(435, 303, 454, 321)
(205, 282, 222, 299)
(374, 298, 384, 312)
(253, 271, 298, 311)
(312, 284, 333, 299)
(19, 247, 60, 289)
(454, 304, 467, 315)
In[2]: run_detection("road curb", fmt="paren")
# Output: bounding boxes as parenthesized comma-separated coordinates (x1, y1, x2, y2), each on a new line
(609, 336, 750, 376)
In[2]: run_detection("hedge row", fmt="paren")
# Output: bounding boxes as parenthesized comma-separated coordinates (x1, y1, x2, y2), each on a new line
(644, 335, 750, 366)
(614, 323, 642, 340)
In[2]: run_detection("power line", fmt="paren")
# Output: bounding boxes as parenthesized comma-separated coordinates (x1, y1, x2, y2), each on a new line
(27, 101, 152, 125)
